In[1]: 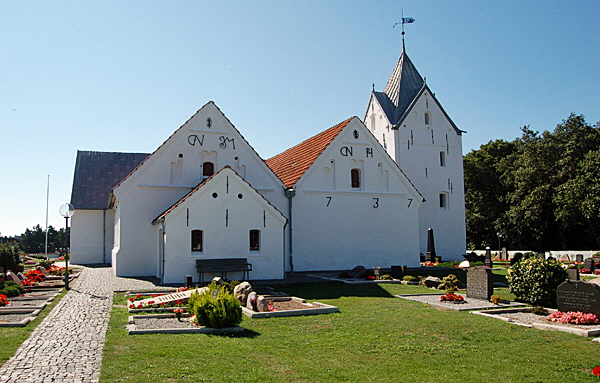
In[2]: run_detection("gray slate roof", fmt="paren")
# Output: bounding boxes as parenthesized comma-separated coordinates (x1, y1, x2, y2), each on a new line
(70, 151, 150, 210)
(376, 46, 424, 126)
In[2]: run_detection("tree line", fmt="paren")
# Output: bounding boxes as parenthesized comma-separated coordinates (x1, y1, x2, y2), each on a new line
(464, 113, 600, 251)
(1, 225, 67, 254)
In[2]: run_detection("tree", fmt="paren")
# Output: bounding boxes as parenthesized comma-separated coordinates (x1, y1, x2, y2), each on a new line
(464, 113, 600, 250)
(18, 225, 65, 254)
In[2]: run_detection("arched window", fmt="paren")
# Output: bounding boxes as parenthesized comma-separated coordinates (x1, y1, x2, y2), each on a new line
(425, 112, 431, 125)
(351, 168, 361, 189)
(191, 230, 203, 252)
(202, 162, 214, 179)
(249, 230, 260, 251)
(440, 151, 446, 167)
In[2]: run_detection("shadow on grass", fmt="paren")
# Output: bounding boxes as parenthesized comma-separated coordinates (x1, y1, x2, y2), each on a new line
(273, 281, 395, 300)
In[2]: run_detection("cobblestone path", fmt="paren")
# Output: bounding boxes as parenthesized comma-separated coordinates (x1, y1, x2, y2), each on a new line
(0, 266, 162, 383)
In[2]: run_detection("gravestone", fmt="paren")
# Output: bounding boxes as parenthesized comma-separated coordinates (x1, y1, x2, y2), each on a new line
(576, 254, 584, 262)
(133, 287, 208, 307)
(501, 247, 508, 260)
(391, 266, 406, 279)
(584, 258, 595, 272)
(559, 254, 571, 262)
(349, 265, 366, 278)
(0, 273, 4, 289)
(566, 268, 579, 281)
(185, 275, 193, 288)
(556, 280, 600, 317)
(6, 272, 21, 284)
(467, 266, 494, 300)
(17, 272, 26, 282)
(373, 267, 382, 279)
(484, 247, 493, 268)
(426, 228, 436, 262)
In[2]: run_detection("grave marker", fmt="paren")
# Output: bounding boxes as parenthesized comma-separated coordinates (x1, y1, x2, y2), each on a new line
(133, 287, 208, 307)
(484, 247, 493, 268)
(576, 254, 584, 262)
(584, 258, 595, 272)
(467, 266, 494, 300)
(556, 280, 600, 317)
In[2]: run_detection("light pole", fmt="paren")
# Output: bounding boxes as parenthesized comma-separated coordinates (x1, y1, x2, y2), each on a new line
(59, 203, 74, 290)
(496, 232, 502, 252)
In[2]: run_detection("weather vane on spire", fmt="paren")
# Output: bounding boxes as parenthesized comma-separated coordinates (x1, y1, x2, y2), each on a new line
(393, 10, 415, 45)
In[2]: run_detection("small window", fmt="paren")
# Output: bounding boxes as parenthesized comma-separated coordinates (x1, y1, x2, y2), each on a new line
(439, 193, 449, 210)
(249, 230, 260, 251)
(440, 151, 446, 167)
(202, 162, 214, 178)
(425, 112, 431, 125)
(351, 168, 361, 189)
(191, 230, 203, 252)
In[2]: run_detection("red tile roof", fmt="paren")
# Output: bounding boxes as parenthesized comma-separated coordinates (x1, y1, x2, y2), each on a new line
(266, 117, 355, 188)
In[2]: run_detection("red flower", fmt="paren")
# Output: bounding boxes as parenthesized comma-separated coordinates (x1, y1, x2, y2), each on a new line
(128, 297, 134, 302)
(592, 366, 600, 376)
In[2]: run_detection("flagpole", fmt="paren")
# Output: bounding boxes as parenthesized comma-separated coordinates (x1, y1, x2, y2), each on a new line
(45, 175, 49, 258)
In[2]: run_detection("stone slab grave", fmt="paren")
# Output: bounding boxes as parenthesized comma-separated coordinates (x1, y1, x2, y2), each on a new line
(129, 287, 208, 311)
(472, 308, 600, 338)
(576, 254, 584, 262)
(556, 280, 600, 317)
(467, 266, 494, 300)
(397, 294, 526, 311)
(0, 309, 42, 327)
(126, 313, 246, 335)
(584, 258, 595, 272)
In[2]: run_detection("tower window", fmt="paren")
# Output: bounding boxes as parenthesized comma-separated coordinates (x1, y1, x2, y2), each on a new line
(440, 151, 446, 167)
(191, 230, 203, 252)
(439, 193, 449, 210)
(249, 230, 260, 251)
(351, 168, 361, 189)
(202, 162, 214, 178)
(425, 112, 431, 125)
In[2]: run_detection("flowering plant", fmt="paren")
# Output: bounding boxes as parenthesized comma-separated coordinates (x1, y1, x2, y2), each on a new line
(365, 275, 376, 280)
(440, 293, 464, 302)
(24, 270, 44, 284)
(580, 268, 592, 274)
(173, 307, 185, 321)
(126, 293, 186, 310)
(592, 365, 600, 378)
(0, 294, 9, 307)
(177, 287, 188, 292)
(548, 311, 599, 325)
(420, 261, 439, 267)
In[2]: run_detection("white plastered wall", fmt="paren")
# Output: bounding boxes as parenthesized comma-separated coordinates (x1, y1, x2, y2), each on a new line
(290, 119, 421, 271)
(160, 168, 286, 283)
(70, 209, 106, 264)
(111, 102, 287, 278)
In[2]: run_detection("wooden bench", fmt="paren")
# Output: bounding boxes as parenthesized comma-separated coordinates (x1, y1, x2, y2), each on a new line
(195, 258, 252, 283)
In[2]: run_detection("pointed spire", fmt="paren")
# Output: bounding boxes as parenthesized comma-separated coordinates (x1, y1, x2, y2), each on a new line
(381, 46, 424, 125)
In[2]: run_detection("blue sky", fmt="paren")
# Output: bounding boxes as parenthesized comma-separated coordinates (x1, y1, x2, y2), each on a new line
(1, 1, 598, 237)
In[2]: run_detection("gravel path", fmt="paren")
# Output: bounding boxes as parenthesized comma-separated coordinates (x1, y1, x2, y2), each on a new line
(0, 266, 164, 383)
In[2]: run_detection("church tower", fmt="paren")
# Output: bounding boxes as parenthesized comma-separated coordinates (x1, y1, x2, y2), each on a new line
(364, 43, 466, 260)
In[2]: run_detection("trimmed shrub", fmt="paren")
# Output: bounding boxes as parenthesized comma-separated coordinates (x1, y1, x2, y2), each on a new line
(507, 256, 568, 307)
(0, 281, 25, 297)
(187, 283, 242, 328)
(438, 274, 461, 290)
(402, 275, 418, 282)
(37, 259, 55, 270)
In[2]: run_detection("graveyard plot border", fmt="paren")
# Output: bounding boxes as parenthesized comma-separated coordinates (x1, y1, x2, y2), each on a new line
(242, 297, 339, 318)
(0, 309, 42, 327)
(472, 308, 600, 337)
(396, 293, 528, 311)
(126, 314, 245, 335)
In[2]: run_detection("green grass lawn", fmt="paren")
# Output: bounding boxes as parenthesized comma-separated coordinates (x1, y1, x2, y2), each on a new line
(100, 282, 598, 383)
(0, 289, 67, 366)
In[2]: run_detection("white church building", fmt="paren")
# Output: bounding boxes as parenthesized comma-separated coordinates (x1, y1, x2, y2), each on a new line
(69, 46, 466, 283)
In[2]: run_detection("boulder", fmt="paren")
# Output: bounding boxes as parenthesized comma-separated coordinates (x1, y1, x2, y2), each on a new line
(423, 276, 441, 288)
(246, 291, 258, 311)
(234, 281, 253, 305)
(256, 296, 269, 312)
